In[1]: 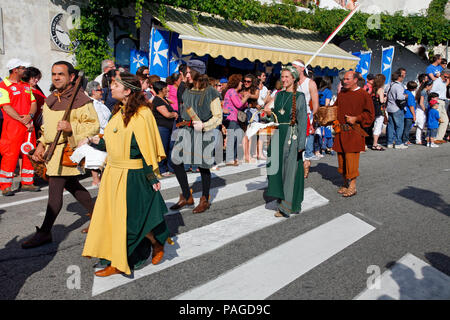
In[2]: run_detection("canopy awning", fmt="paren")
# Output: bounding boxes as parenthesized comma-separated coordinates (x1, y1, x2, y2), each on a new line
(150, 5, 359, 70)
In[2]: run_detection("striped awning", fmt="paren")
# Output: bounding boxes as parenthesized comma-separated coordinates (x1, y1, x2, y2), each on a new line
(150, 5, 359, 70)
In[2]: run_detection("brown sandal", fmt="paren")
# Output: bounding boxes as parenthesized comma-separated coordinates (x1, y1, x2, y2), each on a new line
(342, 186, 357, 197)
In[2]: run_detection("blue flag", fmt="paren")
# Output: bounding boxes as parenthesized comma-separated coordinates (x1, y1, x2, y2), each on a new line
(129, 49, 149, 75)
(149, 27, 171, 79)
(352, 51, 372, 80)
(381, 46, 395, 85)
(169, 34, 183, 76)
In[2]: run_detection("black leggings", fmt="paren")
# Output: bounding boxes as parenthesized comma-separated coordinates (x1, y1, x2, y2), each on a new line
(40, 176, 95, 233)
(172, 163, 211, 199)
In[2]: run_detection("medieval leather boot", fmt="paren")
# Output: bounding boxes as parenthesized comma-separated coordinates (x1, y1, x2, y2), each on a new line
(169, 189, 194, 210)
(95, 266, 122, 277)
(151, 241, 164, 265)
(192, 195, 211, 214)
(21, 226, 52, 249)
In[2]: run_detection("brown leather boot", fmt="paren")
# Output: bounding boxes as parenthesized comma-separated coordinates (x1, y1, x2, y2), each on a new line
(151, 241, 164, 265)
(170, 189, 194, 210)
(21, 227, 52, 249)
(193, 195, 210, 214)
(95, 266, 122, 277)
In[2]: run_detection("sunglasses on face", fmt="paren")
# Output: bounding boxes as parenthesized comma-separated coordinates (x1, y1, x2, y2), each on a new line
(244, 80, 252, 83)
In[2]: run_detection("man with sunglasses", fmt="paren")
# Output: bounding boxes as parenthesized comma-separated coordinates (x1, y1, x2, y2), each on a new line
(431, 69, 450, 143)
(0, 59, 40, 196)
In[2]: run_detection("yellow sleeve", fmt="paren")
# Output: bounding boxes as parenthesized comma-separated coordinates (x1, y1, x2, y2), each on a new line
(30, 91, 36, 103)
(68, 102, 100, 147)
(133, 107, 166, 172)
(202, 97, 223, 131)
(0, 88, 11, 107)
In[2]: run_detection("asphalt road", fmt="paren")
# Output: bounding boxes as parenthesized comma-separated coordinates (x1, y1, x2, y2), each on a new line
(0, 141, 449, 300)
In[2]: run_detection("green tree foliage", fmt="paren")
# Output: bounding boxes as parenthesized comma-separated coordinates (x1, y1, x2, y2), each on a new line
(72, 0, 449, 79)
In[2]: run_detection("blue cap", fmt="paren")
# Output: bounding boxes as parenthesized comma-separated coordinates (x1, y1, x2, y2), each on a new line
(219, 77, 228, 83)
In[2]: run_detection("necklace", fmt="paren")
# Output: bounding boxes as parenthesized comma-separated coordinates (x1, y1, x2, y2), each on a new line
(279, 91, 293, 115)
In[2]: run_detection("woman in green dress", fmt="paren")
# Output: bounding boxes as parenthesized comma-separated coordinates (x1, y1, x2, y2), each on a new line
(82, 72, 170, 277)
(263, 66, 308, 217)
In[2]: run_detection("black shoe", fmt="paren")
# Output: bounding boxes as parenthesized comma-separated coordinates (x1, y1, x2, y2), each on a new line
(2, 187, 15, 196)
(21, 227, 52, 249)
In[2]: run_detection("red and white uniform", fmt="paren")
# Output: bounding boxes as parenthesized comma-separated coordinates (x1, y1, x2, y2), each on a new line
(0, 78, 37, 189)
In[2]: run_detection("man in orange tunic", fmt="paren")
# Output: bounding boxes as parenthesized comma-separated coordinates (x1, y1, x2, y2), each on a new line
(332, 71, 374, 197)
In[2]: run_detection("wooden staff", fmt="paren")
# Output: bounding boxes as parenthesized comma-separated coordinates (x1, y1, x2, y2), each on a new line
(45, 71, 84, 163)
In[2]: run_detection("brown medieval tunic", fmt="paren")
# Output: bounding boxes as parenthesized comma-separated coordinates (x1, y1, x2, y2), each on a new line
(332, 87, 375, 153)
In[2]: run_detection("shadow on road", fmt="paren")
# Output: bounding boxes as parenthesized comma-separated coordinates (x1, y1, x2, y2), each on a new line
(309, 162, 342, 187)
(376, 253, 450, 300)
(0, 216, 89, 300)
(395, 186, 450, 217)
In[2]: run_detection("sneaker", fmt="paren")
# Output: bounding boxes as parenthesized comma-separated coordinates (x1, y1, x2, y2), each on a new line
(395, 144, 408, 149)
(430, 143, 439, 148)
(387, 144, 394, 149)
(309, 155, 322, 161)
(2, 187, 14, 196)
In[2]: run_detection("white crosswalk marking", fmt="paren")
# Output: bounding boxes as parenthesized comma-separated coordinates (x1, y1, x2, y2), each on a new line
(173, 214, 375, 300)
(354, 253, 450, 300)
(91, 187, 329, 296)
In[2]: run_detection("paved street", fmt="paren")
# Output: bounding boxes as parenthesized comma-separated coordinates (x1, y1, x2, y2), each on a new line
(0, 142, 449, 300)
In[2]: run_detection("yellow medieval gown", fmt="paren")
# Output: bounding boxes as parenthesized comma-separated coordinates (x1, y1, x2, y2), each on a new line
(82, 106, 169, 275)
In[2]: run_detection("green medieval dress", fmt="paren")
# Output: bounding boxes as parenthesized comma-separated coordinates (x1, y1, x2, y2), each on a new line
(264, 91, 308, 216)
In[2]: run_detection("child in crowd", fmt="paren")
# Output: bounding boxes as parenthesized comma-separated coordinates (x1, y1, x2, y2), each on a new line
(427, 99, 441, 148)
(402, 81, 417, 145)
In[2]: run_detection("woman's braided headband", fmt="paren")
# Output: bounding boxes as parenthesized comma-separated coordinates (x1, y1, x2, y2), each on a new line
(115, 78, 141, 92)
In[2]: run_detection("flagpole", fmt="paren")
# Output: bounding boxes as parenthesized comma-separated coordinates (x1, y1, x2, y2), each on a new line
(305, 3, 360, 68)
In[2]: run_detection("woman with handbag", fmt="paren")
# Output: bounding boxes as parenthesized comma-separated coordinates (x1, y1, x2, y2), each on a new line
(223, 74, 250, 166)
(82, 72, 170, 277)
(261, 66, 308, 218)
(371, 74, 387, 151)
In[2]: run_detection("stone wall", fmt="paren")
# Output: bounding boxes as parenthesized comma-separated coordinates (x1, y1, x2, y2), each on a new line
(0, 0, 86, 95)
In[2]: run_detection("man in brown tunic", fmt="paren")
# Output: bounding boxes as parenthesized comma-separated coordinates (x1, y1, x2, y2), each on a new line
(332, 71, 374, 197)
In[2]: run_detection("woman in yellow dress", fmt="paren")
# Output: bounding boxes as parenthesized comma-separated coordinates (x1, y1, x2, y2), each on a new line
(82, 72, 169, 277)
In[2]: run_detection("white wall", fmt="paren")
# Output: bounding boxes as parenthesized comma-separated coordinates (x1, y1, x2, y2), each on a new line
(0, 0, 80, 96)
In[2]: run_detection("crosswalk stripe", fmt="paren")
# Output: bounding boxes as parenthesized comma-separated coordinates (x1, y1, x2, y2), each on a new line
(91, 187, 329, 296)
(165, 175, 267, 215)
(173, 213, 375, 300)
(354, 253, 450, 300)
(0, 163, 263, 210)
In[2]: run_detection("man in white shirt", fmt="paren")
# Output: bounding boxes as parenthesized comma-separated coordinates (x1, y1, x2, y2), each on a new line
(431, 69, 450, 142)
(292, 59, 319, 177)
(94, 59, 116, 88)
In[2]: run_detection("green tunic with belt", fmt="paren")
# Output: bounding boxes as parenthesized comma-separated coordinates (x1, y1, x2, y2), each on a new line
(264, 91, 308, 216)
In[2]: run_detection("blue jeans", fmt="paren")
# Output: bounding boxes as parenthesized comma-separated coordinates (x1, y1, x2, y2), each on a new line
(402, 118, 414, 144)
(157, 126, 174, 174)
(387, 110, 405, 145)
(305, 134, 314, 159)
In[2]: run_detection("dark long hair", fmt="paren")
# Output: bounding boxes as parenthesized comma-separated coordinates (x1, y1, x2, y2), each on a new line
(111, 72, 151, 127)
(372, 74, 386, 97)
(415, 80, 433, 104)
